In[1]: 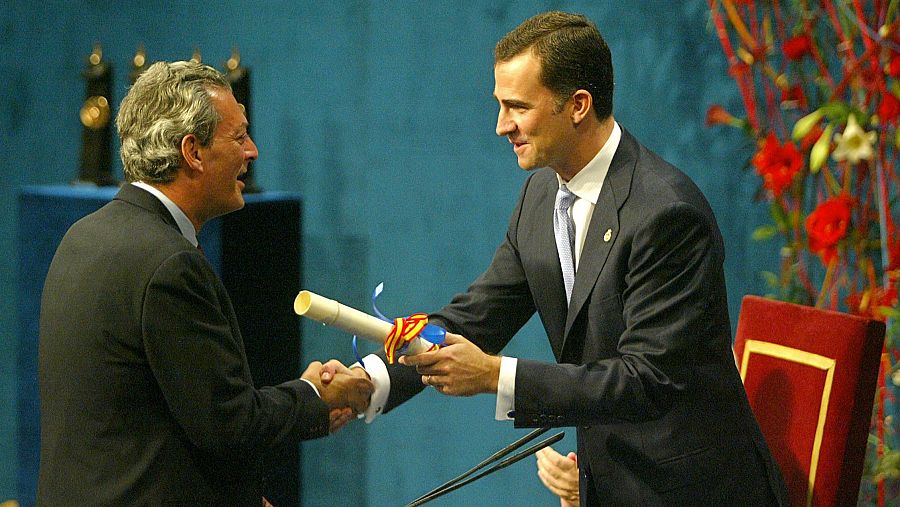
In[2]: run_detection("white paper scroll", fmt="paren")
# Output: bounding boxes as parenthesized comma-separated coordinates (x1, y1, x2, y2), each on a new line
(293, 290, 437, 355)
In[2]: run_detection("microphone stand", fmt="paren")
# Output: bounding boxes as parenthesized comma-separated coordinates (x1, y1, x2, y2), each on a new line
(405, 428, 564, 506)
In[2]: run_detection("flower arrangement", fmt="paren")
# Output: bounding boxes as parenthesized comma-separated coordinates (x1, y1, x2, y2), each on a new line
(706, 0, 899, 503)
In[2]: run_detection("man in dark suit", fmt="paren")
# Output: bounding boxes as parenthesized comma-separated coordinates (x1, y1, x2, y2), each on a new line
(37, 61, 373, 505)
(351, 11, 789, 506)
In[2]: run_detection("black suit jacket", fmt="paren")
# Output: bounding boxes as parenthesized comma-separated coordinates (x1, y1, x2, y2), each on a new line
(384, 129, 788, 505)
(38, 184, 328, 506)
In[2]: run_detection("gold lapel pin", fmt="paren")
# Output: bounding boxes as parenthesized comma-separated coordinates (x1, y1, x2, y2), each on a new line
(604, 229, 612, 242)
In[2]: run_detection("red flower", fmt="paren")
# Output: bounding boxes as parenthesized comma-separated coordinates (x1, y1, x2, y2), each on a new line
(805, 194, 853, 264)
(879, 89, 900, 123)
(751, 133, 804, 197)
(783, 35, 812, 61)
(780, 84, 808, 109)
(705, 104, 737, 127)
(888, 53, 900, 78)
(889, 235, 900, 271)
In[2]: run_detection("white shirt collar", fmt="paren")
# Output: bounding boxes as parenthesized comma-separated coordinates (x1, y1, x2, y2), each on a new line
(556, 121, 622, 203)
(131, 181, 199, 247)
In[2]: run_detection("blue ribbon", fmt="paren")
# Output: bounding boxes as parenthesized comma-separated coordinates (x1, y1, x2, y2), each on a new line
(351, 282, 446, 368)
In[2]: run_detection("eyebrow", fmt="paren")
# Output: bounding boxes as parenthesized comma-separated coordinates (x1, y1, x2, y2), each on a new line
(231, 122, 249, 136)
(497, 98, 531, 109)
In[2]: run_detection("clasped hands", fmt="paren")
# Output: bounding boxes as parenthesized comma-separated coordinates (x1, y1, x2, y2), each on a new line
(300, 333, 499, 432)
(302, 360, 373, 433)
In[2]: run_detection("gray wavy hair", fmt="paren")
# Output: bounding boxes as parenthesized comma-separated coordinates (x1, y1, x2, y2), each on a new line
(116, 60, 230, 183)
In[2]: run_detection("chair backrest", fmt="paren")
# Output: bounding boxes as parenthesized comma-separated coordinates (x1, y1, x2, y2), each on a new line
(734, 295, 885, 507)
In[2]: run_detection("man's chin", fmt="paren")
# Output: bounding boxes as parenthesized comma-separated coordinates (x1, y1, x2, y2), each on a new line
(516, 159, 542, 171)
(515, 156, 535, 170)
(229, 194, 245, 212)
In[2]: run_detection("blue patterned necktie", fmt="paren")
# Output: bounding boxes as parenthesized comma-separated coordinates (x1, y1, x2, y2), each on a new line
(554, 185, 577, 303)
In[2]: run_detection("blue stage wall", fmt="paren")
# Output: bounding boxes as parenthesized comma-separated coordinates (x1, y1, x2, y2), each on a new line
(0, 1, 770, 505)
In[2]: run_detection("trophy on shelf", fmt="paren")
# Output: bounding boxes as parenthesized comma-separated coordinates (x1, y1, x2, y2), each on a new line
(77, 43, 117, 186)
(129, 44, 148, 84)
(223, 47, 259, 192)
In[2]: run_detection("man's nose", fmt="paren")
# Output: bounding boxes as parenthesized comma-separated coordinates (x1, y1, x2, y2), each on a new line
(496, 111, 515, 137)
(245, 136, 259, 160)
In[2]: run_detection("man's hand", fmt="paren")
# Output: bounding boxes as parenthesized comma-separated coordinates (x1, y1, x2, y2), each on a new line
(302, 360, 374, 425)
(398, 333, 501, 396)
(536, 447, 579, 507)
(320, 360, 372, 433)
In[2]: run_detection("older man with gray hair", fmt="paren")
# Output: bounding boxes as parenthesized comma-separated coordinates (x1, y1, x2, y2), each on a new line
(37, 60, 372, 505)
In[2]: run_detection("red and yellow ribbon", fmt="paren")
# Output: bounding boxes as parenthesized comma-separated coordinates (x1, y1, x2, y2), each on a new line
(383, 312, 440, 364)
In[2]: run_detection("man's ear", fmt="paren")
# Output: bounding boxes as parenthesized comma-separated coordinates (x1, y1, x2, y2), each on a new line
(181, 134, 203, 173)
(571, 89, 593, 125)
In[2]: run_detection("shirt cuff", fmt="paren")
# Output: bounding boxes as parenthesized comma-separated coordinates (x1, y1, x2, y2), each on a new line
(354, 354, 389, 423)
(300, 378, 320, 398)
(495, 356, 517, 421)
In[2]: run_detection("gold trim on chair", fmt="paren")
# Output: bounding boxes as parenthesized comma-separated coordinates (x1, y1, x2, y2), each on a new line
(739, 339, 836, 507)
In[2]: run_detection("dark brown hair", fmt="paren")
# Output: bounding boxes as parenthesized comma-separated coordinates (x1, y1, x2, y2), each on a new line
(495, 11, 613, 120)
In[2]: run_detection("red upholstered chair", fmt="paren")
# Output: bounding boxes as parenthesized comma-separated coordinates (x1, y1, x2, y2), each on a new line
(734, 295, 885, 507)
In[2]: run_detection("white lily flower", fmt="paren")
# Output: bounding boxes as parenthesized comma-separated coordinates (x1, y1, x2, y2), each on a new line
(832, 115, 876, 164)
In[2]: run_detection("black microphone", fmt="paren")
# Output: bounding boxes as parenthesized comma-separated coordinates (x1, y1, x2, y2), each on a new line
(405, 430, 565, 507)
(405, 427, 548, 506)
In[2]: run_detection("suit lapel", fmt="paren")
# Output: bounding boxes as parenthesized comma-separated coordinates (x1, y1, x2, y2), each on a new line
(526, 173, 570, 358)
(561, 130, 638, 345)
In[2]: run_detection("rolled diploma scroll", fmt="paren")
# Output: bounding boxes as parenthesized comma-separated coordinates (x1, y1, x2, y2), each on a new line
(293, 290, 437, 356)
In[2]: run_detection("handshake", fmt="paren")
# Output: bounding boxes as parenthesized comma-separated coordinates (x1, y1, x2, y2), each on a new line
(301, 360, 374, 433)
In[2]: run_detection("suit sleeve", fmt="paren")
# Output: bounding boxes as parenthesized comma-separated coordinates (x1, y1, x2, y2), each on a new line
(381, 176, 538, 413)
(429, 174, 538, 347)
(141, 250, 329, 459)
(514, 201, 722, 426)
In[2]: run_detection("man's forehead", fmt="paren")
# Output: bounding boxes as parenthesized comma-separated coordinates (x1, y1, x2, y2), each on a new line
(206, 89, 246, 126)
(493, 58, 546, 99)
(495, 54, 541, 84)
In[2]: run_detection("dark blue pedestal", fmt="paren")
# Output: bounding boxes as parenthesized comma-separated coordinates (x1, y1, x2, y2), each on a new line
(17, 185, 303, 506)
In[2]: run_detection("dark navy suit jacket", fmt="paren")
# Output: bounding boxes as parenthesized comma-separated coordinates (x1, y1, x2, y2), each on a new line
(38, 184, 329, 506)
(384, 129, 788, 505)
